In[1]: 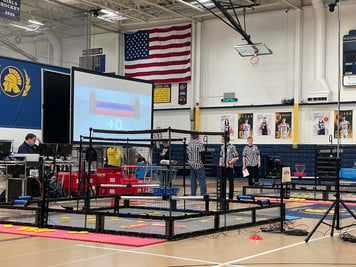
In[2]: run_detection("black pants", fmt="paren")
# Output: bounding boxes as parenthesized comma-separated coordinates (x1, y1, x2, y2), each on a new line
(217, 167, 235, 200)
(247, 165, 259, 185)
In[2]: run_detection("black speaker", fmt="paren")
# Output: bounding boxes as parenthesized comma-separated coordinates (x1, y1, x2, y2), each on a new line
(266, 155, 282, 178)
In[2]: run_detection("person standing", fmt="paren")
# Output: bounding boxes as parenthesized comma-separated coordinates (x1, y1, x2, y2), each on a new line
(317, 116, 326, 135)
(242, 137, 261, 186)
(160, 141, 170, 161)
(187, 133, 207, 196)
(218, 134, 239, 200)
(18, 133, 42, 154)
(277, 117, 290, 139)
(259, 117, 269, 135)
(339, 115, 351, 138)
(243, 119, 251, 139)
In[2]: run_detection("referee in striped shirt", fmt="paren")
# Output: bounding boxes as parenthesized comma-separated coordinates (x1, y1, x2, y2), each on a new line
(187, 133, 207, 196)
(218, 134, 239, 200)
(242, 137, 261, 185)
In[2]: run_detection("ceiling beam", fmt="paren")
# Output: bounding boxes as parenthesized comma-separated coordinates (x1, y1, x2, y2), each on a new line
(141, 0, 195, 21)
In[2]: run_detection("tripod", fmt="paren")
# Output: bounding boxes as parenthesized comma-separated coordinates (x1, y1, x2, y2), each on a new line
(305, 156, 356, 242)
(305, 0, 356, 242)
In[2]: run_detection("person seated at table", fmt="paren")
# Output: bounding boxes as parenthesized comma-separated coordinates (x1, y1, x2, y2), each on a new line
(18, 133, 42, 154)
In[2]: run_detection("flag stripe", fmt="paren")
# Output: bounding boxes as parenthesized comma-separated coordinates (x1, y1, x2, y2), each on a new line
(149, 24, 191, 34)
(125, 59, 190, 70)
(126, 67, 191, 77)
(151, 77, 191, 84)
(150, 41, 191, 51)
(124, 23, 191, 84)
(125, 75, 191, 84)
(125, 64, 191, 76)
(150, 37, 191, 46)
(149, 32, 191, 43)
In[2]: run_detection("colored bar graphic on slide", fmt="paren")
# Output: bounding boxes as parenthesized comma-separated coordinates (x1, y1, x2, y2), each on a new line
(89, 92, 139, 118)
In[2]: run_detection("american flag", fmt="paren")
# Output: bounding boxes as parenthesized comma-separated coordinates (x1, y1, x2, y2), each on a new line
(124, 24, 191, 84)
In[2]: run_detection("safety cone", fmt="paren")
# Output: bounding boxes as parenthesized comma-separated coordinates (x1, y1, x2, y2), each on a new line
(249, 234, 263, 240)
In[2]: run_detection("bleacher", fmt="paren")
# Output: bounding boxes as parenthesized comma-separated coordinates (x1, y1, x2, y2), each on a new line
(152, 144, 356, 180)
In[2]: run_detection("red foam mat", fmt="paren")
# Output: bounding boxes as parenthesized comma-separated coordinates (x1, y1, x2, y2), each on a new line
(0, 224, 166, 247)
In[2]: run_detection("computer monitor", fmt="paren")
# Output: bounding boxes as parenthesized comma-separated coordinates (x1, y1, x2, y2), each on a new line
(39, 143, 58, 157)
(57, 144, 72, 159)
(0, 140, 12, 159)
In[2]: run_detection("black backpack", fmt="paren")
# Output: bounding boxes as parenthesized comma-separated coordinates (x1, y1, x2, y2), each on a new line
(49, 177, 66, 198)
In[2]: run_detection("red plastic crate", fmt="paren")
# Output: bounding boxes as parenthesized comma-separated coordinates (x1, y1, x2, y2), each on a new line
(92, 173, 106, 184)
(105, 173, 124, 184)
(106, 186, 127, 195)
(97, 167, 122, 174)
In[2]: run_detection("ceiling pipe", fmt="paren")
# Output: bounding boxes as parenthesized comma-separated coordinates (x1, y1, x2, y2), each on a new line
(307, 0, 331, 102)
(44, 30, 63, 66)
(0, 36, 38, 62)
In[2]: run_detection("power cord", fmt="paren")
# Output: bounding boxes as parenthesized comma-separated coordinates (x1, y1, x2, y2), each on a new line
(340, 232, 356, 243)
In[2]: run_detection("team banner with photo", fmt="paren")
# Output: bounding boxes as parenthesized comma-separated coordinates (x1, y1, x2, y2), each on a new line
(334, 110, 353, 139)
(256, 114, 272, 136)
(220, 115, 235, 139)
(312, 112, 330, 136)
(238, 113, 253, 139)
(0, 56, 69, 129)
(275, 112, 292, 139)
(124, 24, 191, 84)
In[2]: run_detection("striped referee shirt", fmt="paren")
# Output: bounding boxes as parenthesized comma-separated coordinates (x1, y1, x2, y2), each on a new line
(219, 143, 238, 168)
(187, 139, 205, 169)
(242, 145, 260, 167)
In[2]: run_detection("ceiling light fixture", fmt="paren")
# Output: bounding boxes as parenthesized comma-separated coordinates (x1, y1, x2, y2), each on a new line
(28, 19, 44, 25)
(97, 9, 126, 22)
(10, 23, 40, 31)
(177, 0, 204, 11)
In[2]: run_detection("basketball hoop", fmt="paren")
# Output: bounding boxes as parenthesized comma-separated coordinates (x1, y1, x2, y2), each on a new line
(234, 43, 272, 67)
(250, 52, 260, 67)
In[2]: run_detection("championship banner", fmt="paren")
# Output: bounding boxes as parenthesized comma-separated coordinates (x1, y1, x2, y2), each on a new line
(0, 56, 69, 129)
(0, 0, 20, 21)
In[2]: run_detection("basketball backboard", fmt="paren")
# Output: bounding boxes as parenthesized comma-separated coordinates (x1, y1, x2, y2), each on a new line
(234, 43, 273, 57)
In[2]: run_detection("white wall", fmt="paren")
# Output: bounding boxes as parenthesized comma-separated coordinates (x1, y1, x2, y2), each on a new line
(1, 2, 356, 147)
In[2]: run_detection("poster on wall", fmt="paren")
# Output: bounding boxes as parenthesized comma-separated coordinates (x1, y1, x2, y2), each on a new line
(275, 112, 292, 139)
(220, 115, 235, 139)
(238, 113, 253, 139)
(334, 110, 353, 139)
(154, 84, 171, 103)
(178, 83, 187, 105)
(0, 56, 69, 129)
(312, 112, 330, 136)
(256, 114, 272, 136)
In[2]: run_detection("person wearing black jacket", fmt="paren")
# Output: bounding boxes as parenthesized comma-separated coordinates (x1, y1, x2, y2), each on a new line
(18, 133, 42, 154)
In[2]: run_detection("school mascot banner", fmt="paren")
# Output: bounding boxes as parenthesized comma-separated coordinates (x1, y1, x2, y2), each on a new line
(0, 56, 69, 129)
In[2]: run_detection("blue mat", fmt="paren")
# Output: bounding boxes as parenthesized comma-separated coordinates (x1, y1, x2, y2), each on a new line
(285, 215, 301, 220)
(286, 203, 356, 219)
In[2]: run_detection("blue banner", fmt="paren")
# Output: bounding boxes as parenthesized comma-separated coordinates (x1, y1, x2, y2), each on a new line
(0, 0, 20, 21)
(0, 56, 69, 129)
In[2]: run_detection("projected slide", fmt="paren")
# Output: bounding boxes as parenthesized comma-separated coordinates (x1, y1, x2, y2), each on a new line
(89, 92, 139, 118)
(72, 68, 153, 143)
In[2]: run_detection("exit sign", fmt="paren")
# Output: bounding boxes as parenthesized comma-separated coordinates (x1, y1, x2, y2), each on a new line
(221, 98, 238, 102)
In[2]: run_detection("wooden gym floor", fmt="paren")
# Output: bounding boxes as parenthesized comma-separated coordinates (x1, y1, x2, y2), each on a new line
(0, 180, 356, 267)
